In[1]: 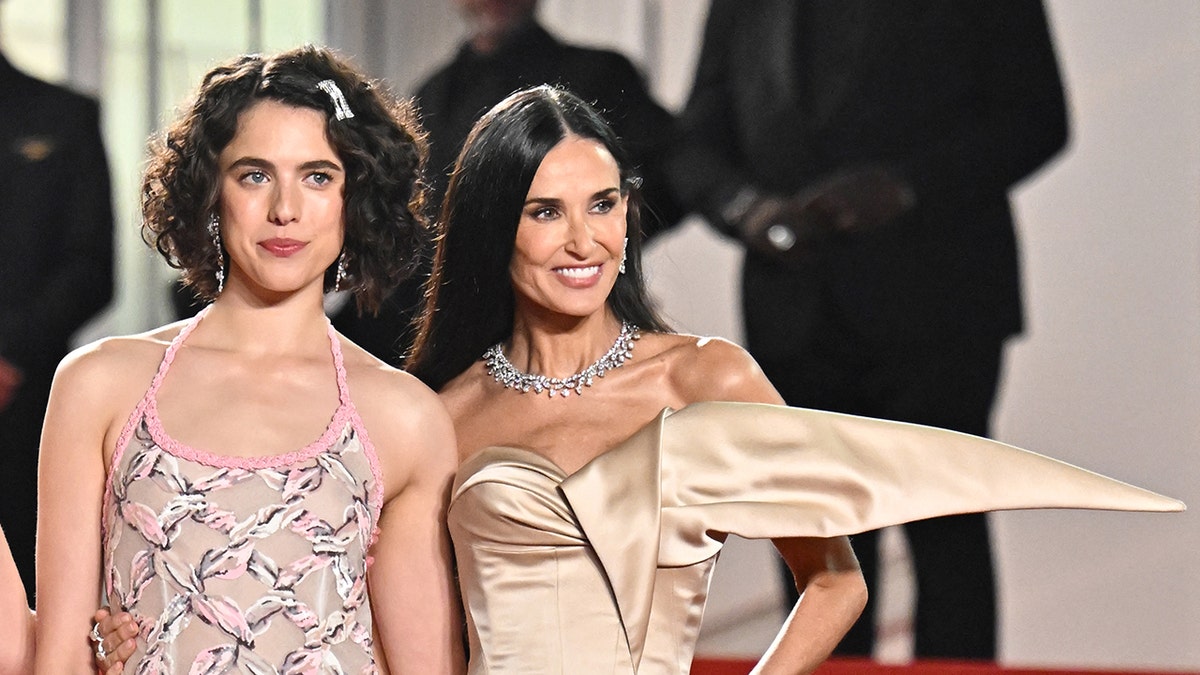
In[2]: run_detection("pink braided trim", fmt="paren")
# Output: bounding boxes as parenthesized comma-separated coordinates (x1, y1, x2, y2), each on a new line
(333, 328, 386, 559)
(138, 310, 358, 470)
(101, 310, 206, 560)
(350, 410, 386, 559)
(142, 399, 356, 470)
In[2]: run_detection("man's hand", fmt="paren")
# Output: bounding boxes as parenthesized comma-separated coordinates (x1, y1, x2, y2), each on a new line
(806, 166, 916, 233)
(737, 194, 835, 262)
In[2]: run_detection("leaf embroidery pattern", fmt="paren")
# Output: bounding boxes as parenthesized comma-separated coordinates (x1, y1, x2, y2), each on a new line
(104, 420, 383, 674)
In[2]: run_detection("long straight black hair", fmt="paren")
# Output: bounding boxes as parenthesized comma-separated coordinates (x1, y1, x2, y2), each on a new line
(407, 85, 670, 391)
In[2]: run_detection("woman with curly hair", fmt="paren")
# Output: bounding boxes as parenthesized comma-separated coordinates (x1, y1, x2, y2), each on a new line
(34, 45, 463, 674)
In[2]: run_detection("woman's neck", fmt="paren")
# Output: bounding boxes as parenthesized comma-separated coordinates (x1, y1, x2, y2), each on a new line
(196, 292, 330, 358)
(505, 310, 624, 379)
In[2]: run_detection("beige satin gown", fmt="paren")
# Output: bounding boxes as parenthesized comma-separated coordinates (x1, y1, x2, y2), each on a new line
(448, 402, 1183, 674)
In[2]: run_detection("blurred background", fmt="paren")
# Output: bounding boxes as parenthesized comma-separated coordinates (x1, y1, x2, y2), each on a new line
(2, 0, 1196, 670)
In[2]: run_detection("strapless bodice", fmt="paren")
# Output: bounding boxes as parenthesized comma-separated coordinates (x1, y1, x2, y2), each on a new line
(448, 402, 1182, 674)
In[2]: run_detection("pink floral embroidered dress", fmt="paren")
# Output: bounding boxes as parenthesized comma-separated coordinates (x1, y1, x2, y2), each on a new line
(102, 308, 385, 674)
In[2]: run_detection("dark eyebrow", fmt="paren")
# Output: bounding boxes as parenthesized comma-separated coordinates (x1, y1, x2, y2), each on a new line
(300, 159, 344, 173)
(524, 187, 620, 207)
(226, 157, 344, 173)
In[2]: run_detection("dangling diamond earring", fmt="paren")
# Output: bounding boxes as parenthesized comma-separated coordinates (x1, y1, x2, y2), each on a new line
(618, 237, 628, 274)
(334, 251, 349, 292)
(208, 214, 225, 293)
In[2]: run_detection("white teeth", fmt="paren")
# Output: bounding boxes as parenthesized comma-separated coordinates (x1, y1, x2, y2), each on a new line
(555, 265, 600, 278)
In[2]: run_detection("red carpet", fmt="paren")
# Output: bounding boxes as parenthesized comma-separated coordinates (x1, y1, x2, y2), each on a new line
(692, 658, 1197, 675)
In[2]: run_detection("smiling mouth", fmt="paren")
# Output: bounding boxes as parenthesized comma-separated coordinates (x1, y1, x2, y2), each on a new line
(554, 265, 601, 279)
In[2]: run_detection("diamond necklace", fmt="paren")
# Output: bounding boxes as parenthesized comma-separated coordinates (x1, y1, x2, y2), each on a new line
(483, 323, 640, 398)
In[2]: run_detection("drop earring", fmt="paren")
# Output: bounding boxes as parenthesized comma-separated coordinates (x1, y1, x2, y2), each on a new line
(334, 251, 349, 292)
(208, 214, 225, 293)
(618, 237, 628, 274)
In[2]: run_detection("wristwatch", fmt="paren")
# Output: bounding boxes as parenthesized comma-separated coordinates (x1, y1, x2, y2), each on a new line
(765, 223, 797, 252)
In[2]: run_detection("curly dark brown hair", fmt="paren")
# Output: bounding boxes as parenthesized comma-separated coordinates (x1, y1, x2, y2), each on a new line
(141, 44, 429, 315)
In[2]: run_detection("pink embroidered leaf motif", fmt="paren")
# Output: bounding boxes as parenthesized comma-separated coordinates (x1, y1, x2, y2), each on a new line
(160, 494, 204, 542)
(194, 504, 239, 534)
(349, 620, 373, 651)
(233, 503, 291, 540)
(152, 452, 189, 494)
(343, 573, 367, 611)
(316, 518, 361, 556)
(106, 565, 122, 606)
(280, 647, 326, 674)
(259, 468, 290, 492)
(191, 594, 255, 646)
(121, 501, 168, 547)
(287, 510, 334, 540)
(135, 648, 174, 675)
(124, 549, 156, 607)
(351, 500, 373, 549)
(316, 451, 356, 488)
(244, 593, 288, 635)
(238, 648, 277, 675)
(321, 610, 350, 645)
(191, 467, 254, 492)
(282, 465, 324, 502)
(245, 549, 281, 586)
(126, 444, 162, 481)
(282, 598, 321, 632)
(150, 594, 192, 645)
(198, 537, 254, 581)
(332, 557, 356, 601)
(107, 403, 382, 672)
(187, 644, 237, 675)
(276, 554, 332, 589)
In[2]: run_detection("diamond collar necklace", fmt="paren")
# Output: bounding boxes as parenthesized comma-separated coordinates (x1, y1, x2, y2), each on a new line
(483, 323, 640, 398)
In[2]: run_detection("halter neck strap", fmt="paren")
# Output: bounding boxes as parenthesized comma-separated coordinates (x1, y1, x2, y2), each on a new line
(146, 304, 351, 405)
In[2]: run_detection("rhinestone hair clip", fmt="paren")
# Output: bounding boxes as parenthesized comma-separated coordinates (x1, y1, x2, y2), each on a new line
(316, 79, 355, 121)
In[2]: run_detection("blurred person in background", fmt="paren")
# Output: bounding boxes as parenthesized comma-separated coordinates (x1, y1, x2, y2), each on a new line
(666, 0, 1069, 659)
(0, 12, 114, 605)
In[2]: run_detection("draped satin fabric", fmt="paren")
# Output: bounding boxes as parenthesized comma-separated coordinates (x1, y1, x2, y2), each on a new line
(447, 402, 1183, 674)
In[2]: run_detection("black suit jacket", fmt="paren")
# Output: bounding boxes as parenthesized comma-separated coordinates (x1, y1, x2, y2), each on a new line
(0, 55, 113, 390)
(668, 0, 1068, 356)
(0, 54, 113, 599)
(334, 21, 679, 366)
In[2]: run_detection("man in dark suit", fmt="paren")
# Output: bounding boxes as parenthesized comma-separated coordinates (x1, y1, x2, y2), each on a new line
(0, 51, 114, 604)
(333, 0, 678, 366)
(666, 0, 1068, 659)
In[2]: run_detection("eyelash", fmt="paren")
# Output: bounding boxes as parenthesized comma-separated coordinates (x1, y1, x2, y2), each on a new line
(529, 199, 616, 220)
(238, 171, 335, 185)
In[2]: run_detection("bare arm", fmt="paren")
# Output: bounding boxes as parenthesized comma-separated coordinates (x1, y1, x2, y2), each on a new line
(35, 349, 115, 674)
(755, 537, 867, 674)
(0, 526, 35, 673)
(361, 374, 466, 674)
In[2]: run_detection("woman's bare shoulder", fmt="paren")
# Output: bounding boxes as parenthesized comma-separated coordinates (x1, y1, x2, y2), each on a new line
(647, 332, 783, 405)
(339, 341, 444, 424)
(55, 323, 183, 392)
(432, 362, 494, 423)
(337, 338, 457, 471)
